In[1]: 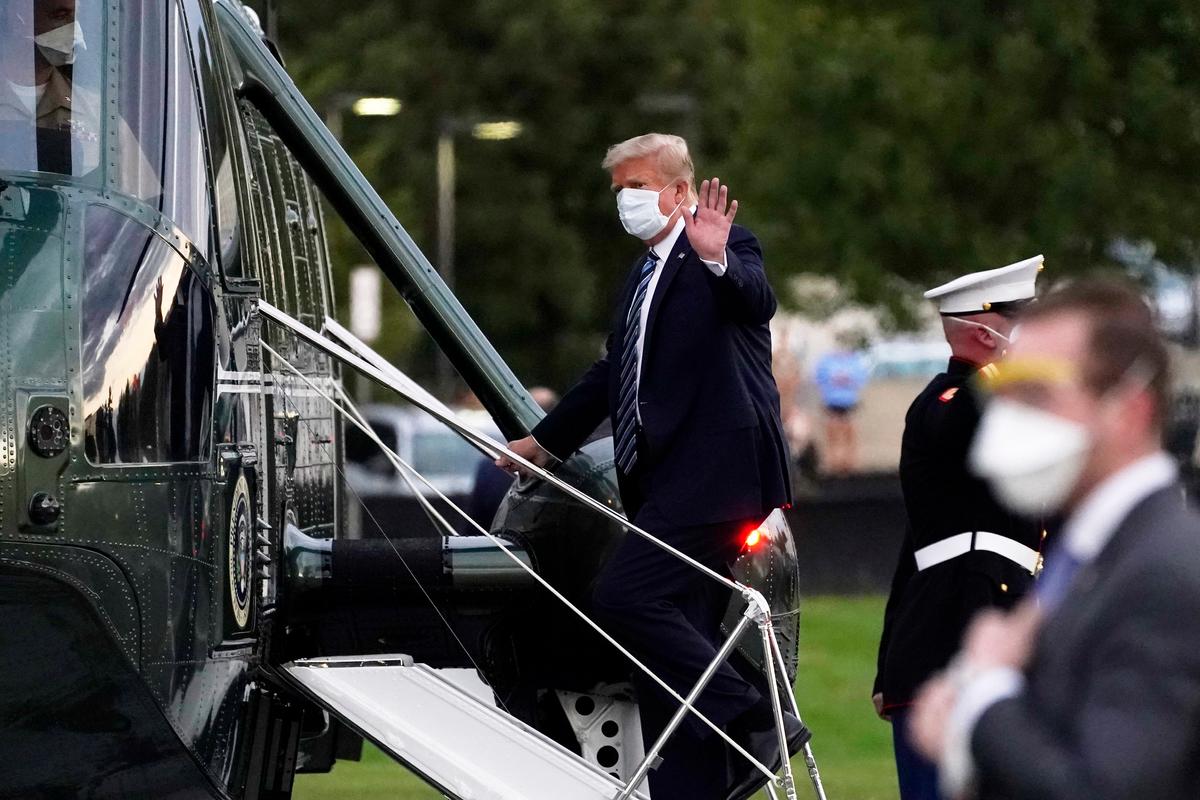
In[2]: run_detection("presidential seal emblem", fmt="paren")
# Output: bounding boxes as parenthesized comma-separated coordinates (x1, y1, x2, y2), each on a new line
(228, 474, 253, 628)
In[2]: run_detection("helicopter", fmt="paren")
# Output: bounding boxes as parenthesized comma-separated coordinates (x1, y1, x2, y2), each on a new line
(0, 1, 811, 798)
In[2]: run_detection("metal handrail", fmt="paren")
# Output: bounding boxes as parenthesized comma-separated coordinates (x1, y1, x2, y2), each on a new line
(260, 303, 822, 799)
(260, 335, 777, 786)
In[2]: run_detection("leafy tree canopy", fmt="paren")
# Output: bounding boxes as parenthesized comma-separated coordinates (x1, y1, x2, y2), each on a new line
(271, 0, 1200, 390)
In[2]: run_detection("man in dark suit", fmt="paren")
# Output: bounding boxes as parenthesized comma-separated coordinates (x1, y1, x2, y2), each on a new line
(497, 133, 801, 799)
(911, 280, 1200, 800)
(875, 257, 1043, 800)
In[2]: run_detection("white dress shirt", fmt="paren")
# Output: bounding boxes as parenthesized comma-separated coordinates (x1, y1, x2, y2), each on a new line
(940, 451, 1179, 796)
(633, 206, 727, 419)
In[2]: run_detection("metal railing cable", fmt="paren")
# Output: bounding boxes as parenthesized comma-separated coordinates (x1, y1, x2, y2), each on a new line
(262, 340, 778, 787)
(333, 383, 460, 538)
(258, 305, 824, 798)
(258, 300, 741, 594)
(315, 316, 828, 798)
(269, 363, 510, 715)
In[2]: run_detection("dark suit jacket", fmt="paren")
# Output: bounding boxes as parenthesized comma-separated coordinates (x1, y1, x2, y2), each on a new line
(875, 359, 1041, 708)
(973, 483, 1200, 800)
(532, 223, 792, 527)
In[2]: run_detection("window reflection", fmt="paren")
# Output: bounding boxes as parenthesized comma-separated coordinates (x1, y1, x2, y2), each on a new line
(0, 1, 212, 262)
(183, 0, 241, 273)
(82, 205, 215, 465)
(117, 0, 210, 256)
(0, 0, 105, 177)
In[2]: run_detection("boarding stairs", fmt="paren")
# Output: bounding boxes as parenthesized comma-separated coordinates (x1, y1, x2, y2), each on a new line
(261, 302, 828, 800)
(282, 655, 651, 800)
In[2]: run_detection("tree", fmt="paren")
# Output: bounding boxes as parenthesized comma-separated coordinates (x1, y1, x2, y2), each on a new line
(728, 0, 1200, 309)
(277, 0, 744, 392)
(272, 0, 1200, 391)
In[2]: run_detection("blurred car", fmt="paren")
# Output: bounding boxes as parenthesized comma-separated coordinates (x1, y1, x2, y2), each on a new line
(867, 337, 951, 379)
(1110, 238, 1199, 344)
(344, 404, 502, 537)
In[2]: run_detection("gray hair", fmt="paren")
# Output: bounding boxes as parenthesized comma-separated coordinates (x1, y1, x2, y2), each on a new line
(602, 133, 696, 188)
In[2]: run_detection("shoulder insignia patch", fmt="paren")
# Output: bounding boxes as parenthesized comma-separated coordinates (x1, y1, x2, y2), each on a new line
(939, 387, 959, 403)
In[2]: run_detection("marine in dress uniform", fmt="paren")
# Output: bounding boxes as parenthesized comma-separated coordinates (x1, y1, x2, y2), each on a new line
(908, 280, 1200, 800)
(874, 256, 1044, 800)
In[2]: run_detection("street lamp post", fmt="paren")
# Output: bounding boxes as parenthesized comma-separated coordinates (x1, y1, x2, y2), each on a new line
(324, 93, 402, 142)
(436, 121, 457, 306)
(434, 116, 523, 400)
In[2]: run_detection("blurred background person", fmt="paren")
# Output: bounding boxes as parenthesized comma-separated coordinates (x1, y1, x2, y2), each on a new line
(813, 330, 871, 475)
(771, 329, 820, 485)
(912, 279, 1200, 800)
(875, 256, 1042, 800)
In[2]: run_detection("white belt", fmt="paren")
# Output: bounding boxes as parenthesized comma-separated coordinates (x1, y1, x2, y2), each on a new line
(914, 531, 1039, 573)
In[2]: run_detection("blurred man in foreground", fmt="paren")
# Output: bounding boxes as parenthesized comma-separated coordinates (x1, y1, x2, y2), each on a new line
(912, 280, 1200, 800)
(875, 256, 1043, 799)
(497, 133, 799, 799)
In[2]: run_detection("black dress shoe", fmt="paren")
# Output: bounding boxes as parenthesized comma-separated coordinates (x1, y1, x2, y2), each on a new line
(725, 712, 811, 800)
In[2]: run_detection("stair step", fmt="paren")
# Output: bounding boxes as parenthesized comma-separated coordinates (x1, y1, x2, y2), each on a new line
(283, 654, 652, 800)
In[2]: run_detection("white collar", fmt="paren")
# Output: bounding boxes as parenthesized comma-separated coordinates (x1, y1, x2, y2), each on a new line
(1061, 451, 1177, 562)
(649, 205, 695, 263)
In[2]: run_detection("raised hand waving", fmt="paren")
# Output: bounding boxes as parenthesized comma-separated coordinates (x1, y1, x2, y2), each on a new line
(682, 177, 738, 263)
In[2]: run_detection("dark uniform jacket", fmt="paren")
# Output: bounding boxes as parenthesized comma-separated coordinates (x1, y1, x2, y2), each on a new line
(533, 224, 792, 527)
(874, 358, 1041, 709)
(974, 484, 1200, 799)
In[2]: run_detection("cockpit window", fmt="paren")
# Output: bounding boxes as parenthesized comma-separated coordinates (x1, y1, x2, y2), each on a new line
(117, 0, 210, 256)
(0, 0, 105, 179)
(81, 205, 215, 465)
(0, 0, 212, 259)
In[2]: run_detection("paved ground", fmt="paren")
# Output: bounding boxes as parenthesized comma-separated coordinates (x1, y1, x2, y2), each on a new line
(852, 377, 926, 472)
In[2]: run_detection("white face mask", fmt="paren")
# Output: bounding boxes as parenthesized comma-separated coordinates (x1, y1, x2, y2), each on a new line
(616, 179, 683, 240)
(35, 21, 86, 68)
(970, 398, 1091, 516)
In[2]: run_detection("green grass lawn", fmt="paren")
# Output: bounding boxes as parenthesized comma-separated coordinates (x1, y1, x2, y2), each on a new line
(293, 595, 897, 800)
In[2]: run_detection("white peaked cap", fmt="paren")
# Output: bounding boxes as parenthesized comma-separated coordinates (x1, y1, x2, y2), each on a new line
(924, 255, 1044, 314)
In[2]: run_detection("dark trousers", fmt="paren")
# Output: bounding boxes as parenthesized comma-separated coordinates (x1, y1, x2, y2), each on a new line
(591, 498, 763, 799)
(891, 708, 941, 800)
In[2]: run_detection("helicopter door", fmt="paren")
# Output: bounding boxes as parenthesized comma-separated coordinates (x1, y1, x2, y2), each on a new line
(281, 655, 651, 800)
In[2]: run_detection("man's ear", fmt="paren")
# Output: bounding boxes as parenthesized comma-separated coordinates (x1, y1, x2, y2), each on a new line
(972, 325, 995, 349)
(1129, 388, 1158, 437)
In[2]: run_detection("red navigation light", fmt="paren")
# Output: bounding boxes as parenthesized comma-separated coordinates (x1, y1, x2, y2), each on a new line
(742, 524, 766, 551)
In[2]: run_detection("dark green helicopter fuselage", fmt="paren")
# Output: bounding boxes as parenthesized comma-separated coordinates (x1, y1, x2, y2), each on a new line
(0, 0, 348, 794)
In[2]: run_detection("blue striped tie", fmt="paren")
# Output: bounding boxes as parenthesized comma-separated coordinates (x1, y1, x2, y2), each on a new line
(614, 250, 659, 474)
